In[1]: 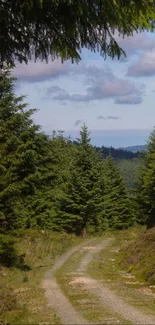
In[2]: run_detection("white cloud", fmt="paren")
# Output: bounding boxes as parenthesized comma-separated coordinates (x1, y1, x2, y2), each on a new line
(45, 70, 143, 105)
(127, 50, 155, 77)
(13, 59, 71, 82)
(115, 32, 155, 55)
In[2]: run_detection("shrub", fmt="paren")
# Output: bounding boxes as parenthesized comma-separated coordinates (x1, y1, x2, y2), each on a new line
(0, 234, 17, 267)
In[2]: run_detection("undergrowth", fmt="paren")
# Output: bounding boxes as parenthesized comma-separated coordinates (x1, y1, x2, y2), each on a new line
(0, 229, 81, 324)
(120, 227, 155, 284)
(88, 226, 155, 316)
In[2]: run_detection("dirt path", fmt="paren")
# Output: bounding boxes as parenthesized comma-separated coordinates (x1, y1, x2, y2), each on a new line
(78, 238, 113, 273)
(42, 240, 93, 324)
(74, 239, 155, 324)
(43, 238, 155, 324)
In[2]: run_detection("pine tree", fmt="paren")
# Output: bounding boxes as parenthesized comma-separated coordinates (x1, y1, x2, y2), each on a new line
(136, 129, 155, 228)
(1, 0, 155, 67)
(103, 156, 133, 229)
(58, 124, 103, 235)
(0, 71, 57, 230)
(48, 131, 76, 231)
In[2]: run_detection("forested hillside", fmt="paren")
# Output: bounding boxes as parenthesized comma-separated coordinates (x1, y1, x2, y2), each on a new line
(95, 145, 142, 159)
(0, 70, 155, 268)
(120, 145, 148, 153)
(0, 71, 135, 235)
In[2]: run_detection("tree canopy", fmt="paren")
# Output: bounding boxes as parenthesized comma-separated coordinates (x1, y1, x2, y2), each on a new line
(103, 155, 134, 229)
(0, 73, 136, 234)
(136, 129, 155, 228)
(3, 71, 155, 237)
(58, 124, 104, 234)
(0, 71, 57, 230)
(1, 0, 155, 67)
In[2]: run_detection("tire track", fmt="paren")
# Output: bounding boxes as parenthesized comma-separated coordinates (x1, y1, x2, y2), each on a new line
(42, 240, 94, 324)
(74, 239, 155, 324)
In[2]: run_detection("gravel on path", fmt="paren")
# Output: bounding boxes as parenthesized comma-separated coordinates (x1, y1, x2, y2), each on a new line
(42, 240, 94, 324)
(76, 239, 155, 325)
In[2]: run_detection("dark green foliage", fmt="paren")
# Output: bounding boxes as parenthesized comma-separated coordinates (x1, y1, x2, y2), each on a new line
(57, 127, 135, 234)
(116, 158, 145, 224)
(1, 0, 155, 67)
(103, 156, 134, 229)
(0, 71, 137, 240)
(58, 125, 104, 234)
(0, 234, 17, 267)
(47, 132, 77, 231)
(73, 141, 143, 160)
(0, 71, 57, 230)
(136, 129, 155, 228)
(95, 146, 142, 160)
(0, 233, 30, 269)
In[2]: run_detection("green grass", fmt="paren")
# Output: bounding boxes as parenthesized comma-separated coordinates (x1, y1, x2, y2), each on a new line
(87, 226, 155, 317)
(0, 229, 82, 324)
(2, 226, 155, 324)
(120, 227, 155, 283)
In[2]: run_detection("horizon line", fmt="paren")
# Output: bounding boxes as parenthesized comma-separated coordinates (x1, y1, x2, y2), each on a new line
(44, 128, 152, 134)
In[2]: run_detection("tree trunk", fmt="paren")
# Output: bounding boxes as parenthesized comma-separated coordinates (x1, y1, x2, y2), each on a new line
(81, 227, 86, 238)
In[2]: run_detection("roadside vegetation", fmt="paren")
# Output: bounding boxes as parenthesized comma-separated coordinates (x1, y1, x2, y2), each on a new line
(88, 227, 155, 317)
(0, 230, 81, 324)
(120, 227, 155, 284)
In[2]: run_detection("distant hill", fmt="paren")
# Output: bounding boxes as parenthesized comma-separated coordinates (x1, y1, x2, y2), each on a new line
(73, 141, 143, 159)
(120, 145, 148, 153)
(95, 145, 141, 159)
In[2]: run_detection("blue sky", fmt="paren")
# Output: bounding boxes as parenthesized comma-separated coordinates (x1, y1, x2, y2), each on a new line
(14, 31, 155, 147)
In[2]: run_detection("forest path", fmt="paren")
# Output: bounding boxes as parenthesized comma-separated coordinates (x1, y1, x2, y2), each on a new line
(42, 239, 93, 324)
(42, 237, 155, 324)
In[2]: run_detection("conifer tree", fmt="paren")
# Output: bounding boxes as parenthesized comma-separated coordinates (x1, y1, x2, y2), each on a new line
(136, 129, 155, 228)
(135, 170, 147, 225)
(48, 131, 76, 231)
(103, 156, 133, 229)
(1, 0, 155, 67)
(58, 124, 103, 235)
(0, 71, 56, 230)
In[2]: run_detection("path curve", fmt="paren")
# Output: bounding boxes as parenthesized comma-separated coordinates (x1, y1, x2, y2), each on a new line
(78, 238, 113, 273)
(42, 237, 155, 324)
(42, 240, 94, 324)
(75, 239, 155, 324)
